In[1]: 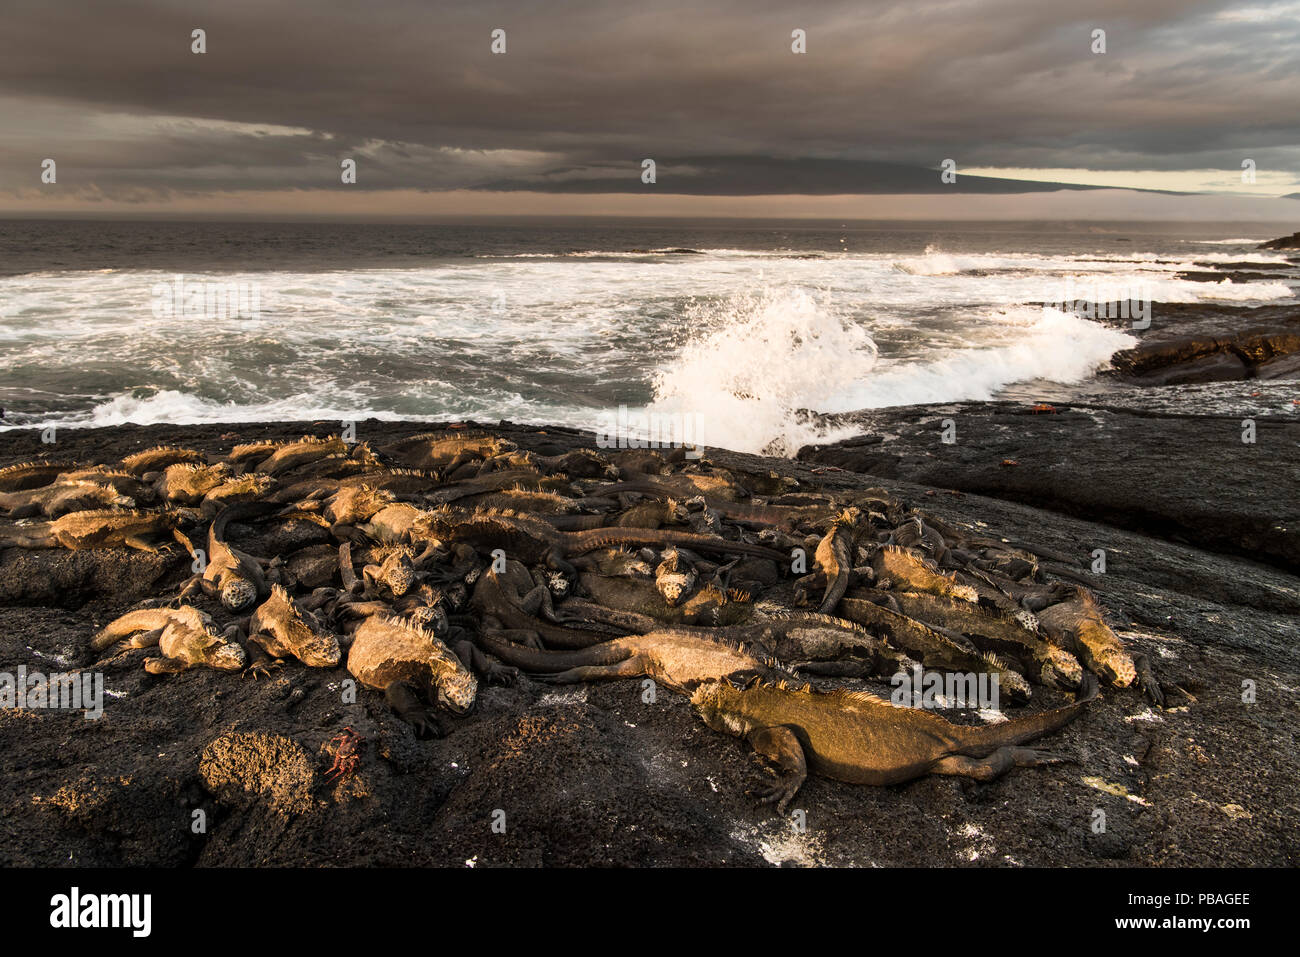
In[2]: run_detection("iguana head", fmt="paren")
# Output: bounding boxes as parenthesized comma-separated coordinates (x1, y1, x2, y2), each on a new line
(542, 568, 571, 599)
(1041, 646, 1085, 690)
(374, 547, 417, 597)
(186, 620, 246, 671)
(277, 588, 342, 668)
(434, 669, 478, 715)
(689, 680, 749, 736)
(331, 485, 394, 524)
(220, 577, 259, 612)
(1084, 635, 1137, 689)
(655, 548, 697, 607)
(404, 599, 448, 638)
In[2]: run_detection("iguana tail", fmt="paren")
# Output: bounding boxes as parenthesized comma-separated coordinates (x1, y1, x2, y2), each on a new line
(567, 528, 787, 562)
(958, 673, 1099, 755)
(475, 631, 629, 672)
(211, 500, 286, 541)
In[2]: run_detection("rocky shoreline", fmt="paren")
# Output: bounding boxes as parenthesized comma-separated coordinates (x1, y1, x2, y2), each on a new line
(1, 415, 1296, 867)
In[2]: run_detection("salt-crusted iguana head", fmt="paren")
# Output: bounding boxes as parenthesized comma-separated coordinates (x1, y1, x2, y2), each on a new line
(220, 576, 260, 612)
(689, 679, 751, 736)
(655, 547, 697, 607)
(434, 667, 478, 714)
(371, 546, 417, 597)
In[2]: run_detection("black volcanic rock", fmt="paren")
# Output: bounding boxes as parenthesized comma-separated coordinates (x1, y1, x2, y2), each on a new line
(1260, 231, 1300, 250)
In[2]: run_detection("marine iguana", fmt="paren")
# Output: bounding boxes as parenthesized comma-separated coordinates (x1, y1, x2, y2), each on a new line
(199, 472, 277, 518)
(153, 462, 232, 505)
(120, 445, 205, 476)
(346, 614, 501, 736)
(57, 466, 157, 503)
(872, 546, 980, 602)
(0, 461, 75, 493)
(0, 508, 192, 552)
(810, 508, 861, 615)
(1037, 587, 1162, 704)
(837, 596, 1033, 702)
(253, 435, 347, 477)
(716, 608, 918, 678)
(692, 673, 1100, 811)
(654, 547, 697, 606)
(0, 480, 133, 519)
(90, 606, 246, 674)
(577, 571, 754, 628)
(470, 560, 624, 648)
(474, 627, 777, 695)
(339, 543, 420, 599)
(175, 503, 274, 611)
(246, 584, 342, 669)
(383, 430, 518, 473)
(871, 588, 1082, 689)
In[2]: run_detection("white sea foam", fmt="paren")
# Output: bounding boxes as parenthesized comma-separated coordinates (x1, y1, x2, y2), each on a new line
(1, 245, 1294, 453)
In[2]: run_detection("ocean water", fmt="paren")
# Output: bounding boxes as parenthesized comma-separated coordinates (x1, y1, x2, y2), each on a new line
(0, 219, 1296, 454)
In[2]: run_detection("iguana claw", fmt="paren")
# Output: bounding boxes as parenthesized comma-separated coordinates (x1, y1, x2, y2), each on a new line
(245, 659, 281, 680)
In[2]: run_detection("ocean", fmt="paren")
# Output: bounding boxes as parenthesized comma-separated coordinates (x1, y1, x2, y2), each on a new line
(1, 219, 1296, 454)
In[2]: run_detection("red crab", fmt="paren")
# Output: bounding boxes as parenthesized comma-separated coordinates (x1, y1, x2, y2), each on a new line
(1029, 403, 1059, 414)
(324, 726, 364, 782)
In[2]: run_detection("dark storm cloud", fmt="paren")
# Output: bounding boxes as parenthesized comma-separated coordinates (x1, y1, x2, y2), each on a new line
(0, 0, 1296, 198)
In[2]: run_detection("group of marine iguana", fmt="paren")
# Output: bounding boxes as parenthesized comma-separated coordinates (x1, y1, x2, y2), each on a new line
(0, 428, 1163, 810)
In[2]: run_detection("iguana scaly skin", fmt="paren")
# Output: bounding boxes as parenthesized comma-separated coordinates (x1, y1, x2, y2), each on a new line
(0, 461, 75, 493)
(872, 546, 979, 602)
(200, 473, 277, 518)
(384, 430, 518, 472)
(177, 504, 271, 611)
(121, 445, 205, 476)
(91, 606, 246, 673)
(254, 435, 347, 476)
(692, 673, 1099, 811)
(878, 589, 1082, 690)
(347, 615, 480, 736)
(813, 508, 860, 614)
(154, 462, 233, 505)
(1037, 588, 1162, 704)
(838, 596, 1032, 702)
(0, 509, 190, 552)
(247, 584, 341, 668)
(0, 480, 133, 519)
(475, 627, 776, 694)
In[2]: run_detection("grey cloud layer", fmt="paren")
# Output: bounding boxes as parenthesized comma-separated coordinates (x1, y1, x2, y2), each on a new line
(1, 0, 1297, 197)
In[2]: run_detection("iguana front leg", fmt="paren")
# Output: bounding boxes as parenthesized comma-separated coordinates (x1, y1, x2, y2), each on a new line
(453, 639, 518, 685)
(143, 655, 189, 674)
(242, 631, 281, 680)
(338, 543, 360, 594)
(1134, 654, 1164, 707)
(746, 725, 808, 814)
(385, 681, 443, 738)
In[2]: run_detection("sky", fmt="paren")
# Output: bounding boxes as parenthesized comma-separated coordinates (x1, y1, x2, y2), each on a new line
(1, 0, 1298, 220)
